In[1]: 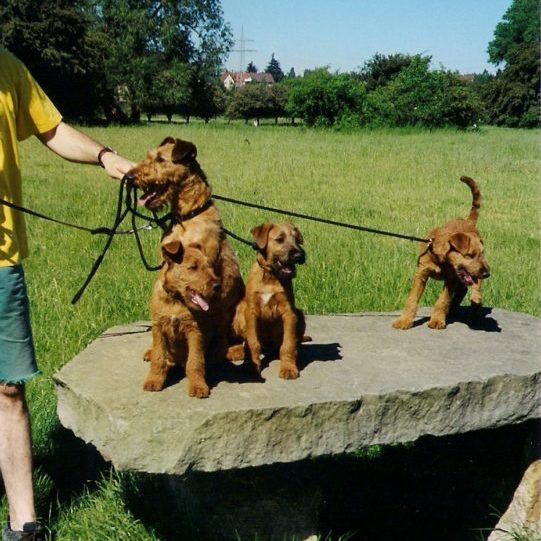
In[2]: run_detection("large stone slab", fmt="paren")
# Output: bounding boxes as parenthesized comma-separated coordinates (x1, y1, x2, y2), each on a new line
(54, 308, 541, 475)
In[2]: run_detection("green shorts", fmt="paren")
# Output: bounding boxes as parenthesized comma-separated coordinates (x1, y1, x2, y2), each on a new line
(0, 265, 39, 385)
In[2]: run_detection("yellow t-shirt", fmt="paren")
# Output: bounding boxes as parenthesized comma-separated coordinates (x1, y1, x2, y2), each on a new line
(0, 49, 62, 266)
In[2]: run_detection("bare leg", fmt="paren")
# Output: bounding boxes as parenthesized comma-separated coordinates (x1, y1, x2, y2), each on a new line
(0, 384, 36, 531)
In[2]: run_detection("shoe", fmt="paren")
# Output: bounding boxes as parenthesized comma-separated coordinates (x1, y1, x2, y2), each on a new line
(2, 522, 46, 541)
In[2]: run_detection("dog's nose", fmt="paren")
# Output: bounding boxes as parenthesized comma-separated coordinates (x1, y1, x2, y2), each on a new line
(292, 250, 305, 264)
(482, 269, 490, 279)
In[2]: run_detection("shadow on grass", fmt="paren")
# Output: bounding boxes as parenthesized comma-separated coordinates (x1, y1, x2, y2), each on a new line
(118, 421, 540, 541)
(33, 419, 539, 541)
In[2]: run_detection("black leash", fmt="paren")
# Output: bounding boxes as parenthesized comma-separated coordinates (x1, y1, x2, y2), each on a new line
(0, 194, 152, 236)
(213, 194, 430, 244)
(71, 181, 167, 303)
(71, 180, 131, 303)
(1, 179, 431, 304)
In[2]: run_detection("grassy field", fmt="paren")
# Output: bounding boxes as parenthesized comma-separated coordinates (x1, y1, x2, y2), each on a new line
(1, 122, 539, 540)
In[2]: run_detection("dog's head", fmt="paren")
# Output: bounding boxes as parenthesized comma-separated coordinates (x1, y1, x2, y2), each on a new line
(125, 137, 201, 211)
(251, 222, 305, 280)
(434, 231, 490, 285)
(160, 233, 221, 312)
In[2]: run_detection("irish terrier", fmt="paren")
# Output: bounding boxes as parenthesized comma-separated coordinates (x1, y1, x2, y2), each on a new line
(126, 137, 244, 363)
(230, 222, 310, 379)
(393, 176, 491, 330)
(143, 233, 222, 398)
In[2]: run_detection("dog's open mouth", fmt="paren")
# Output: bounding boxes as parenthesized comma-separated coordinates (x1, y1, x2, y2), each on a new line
(187, 288, 209, 311)
(273, 260, 296, 279)
(456, 267, 475, 286)
(138, 183, 170, 209)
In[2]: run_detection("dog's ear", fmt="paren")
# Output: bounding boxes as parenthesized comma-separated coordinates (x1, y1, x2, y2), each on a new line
(449, 232, 471, 255)
(250, 223, 273, 250)
(293, 226, 304, 245)
(159, 136, 176, 147)
(171, 140, 197, 164)
(161, 236, 183, 263)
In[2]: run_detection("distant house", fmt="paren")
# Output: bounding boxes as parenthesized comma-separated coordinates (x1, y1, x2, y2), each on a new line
(220, 71, 275, 90)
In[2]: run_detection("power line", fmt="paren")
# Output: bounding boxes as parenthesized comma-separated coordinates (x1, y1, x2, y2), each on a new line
(231, 25, 256, 72)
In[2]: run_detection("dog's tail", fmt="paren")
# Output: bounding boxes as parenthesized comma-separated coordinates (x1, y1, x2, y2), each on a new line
(460, 175, 481, 223)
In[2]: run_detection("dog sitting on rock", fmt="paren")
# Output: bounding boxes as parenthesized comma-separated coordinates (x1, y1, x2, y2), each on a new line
(126, 137, 244, 368)
(393, 176, 490, 330)
(143, 233, 222, 398)
(230, 222, 310, 379)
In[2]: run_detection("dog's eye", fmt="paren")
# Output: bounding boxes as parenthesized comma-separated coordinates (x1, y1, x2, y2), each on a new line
(155, 154, 165, 163)
(188, 263, 198, 271)
(274, 236, 285, 244)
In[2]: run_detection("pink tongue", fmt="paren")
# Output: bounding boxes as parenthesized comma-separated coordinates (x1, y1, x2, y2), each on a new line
(192, 293, 209, 311)
(138, 193, 154, 206)
(464, 273, 474, 286)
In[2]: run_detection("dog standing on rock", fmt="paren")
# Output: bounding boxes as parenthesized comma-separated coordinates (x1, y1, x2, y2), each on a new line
(230, 222, 310, 379)
(393, 176, 491, 330)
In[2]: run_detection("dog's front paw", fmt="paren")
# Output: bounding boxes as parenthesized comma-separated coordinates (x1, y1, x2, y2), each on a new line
(428, 318, 447, 330)
(143, 374, 166, 391)
(188, 380, 210, 398)
(143, 347, 153, 362)
(227, 344, 245, 362)
(392, 316, 413, 330)
(279, 363, 299, 380)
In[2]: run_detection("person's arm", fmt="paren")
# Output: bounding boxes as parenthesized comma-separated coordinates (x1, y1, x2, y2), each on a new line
(36, 121, 135, 180)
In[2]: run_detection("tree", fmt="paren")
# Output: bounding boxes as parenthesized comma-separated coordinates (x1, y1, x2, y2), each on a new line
(287, 67, 296, 78)
(0, 0, 233, 121)
(0, 0, 103, 118)
(90, 0, 233, 122)
(191, 74, 227, 123)
(366, 56, 481, 128)
(266, 53, 284, 82)
(285, 67, 366, 127)
(482, 0, 540, 127)
(226, 83, 278, 125)
(247, 61, 258, 73)
(144, 61, 193, 122)
(357, 52, 415, 91)
(487, 0, 540, 65)
(479, 42, 540, 127)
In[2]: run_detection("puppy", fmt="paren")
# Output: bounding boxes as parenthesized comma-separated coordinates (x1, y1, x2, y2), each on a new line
(126, 137, 244, 362)
(393, 176, 490, 330)
(231, 223, 309, 379)
(143, 234, 222, 398)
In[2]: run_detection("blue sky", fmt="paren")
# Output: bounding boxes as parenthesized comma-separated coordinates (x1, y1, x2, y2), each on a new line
(220, 0, 512, 75)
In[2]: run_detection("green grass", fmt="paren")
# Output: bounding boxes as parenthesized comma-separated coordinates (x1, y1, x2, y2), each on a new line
(1, 122, 538, 540)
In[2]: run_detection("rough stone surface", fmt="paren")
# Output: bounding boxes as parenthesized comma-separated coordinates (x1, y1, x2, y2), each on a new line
(54, 308, 541, 475)
(488, 459, 541, 541)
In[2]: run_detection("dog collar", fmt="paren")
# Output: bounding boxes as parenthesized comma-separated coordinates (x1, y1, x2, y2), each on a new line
(172, 198, 214, 224)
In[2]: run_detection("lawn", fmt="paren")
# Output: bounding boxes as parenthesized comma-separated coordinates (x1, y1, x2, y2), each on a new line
(2, 122, 539, 540)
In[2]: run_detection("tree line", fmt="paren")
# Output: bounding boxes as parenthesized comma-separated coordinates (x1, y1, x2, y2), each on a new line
(1, 0, 538, 129)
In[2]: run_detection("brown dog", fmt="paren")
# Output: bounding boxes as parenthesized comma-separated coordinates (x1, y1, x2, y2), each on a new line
(231, 222, 309, 379)
(143, 234, 222, 398)
(393, 176, 490, 330)
(126, 137, 244, 363)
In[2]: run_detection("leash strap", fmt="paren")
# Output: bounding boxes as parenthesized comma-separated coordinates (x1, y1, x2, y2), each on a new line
(0, 196, 152, 235)
(213, 194, 430, 244)
(71, 179, 129, 304)
(222, 227, 257, 250)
